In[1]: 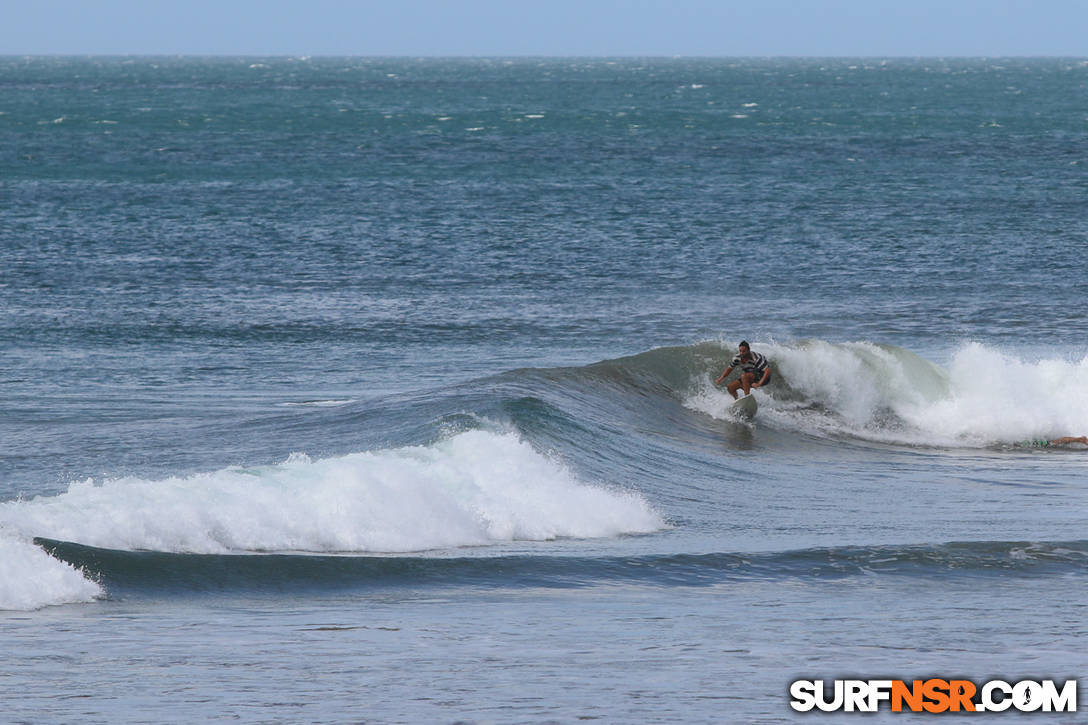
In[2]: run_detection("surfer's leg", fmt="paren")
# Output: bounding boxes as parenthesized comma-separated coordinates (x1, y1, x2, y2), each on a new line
(739, 372, 755, 396)
(726, 379, 741, 399)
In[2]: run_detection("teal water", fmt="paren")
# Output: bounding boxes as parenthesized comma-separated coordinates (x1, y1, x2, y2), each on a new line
(2, 57, 1087, 723)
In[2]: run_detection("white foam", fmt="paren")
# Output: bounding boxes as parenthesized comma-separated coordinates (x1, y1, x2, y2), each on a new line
(0, 534, 102, 611)
(924, 343, 1088, 443)
(0, 431, 664, 607)
(689, 340, 1088, 447)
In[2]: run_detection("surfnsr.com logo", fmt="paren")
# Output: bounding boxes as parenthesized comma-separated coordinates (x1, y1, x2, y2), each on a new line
(789, 679, 1077, 713)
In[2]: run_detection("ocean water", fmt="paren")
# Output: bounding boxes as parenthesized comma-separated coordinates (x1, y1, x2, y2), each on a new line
(2, 56, 1087, 723)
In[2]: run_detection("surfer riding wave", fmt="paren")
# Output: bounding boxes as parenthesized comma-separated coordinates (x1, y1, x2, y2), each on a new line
(715, 340, 771, 400)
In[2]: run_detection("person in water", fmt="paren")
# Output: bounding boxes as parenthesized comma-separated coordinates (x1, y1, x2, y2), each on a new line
(1023, 436, 1088, 447)
(715, 341, 771, 399)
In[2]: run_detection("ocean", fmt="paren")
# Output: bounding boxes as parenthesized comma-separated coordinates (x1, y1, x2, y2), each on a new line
(2, 56, 1087, 723)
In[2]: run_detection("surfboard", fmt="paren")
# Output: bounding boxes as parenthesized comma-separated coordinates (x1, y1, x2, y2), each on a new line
(730, 394, 758, 420)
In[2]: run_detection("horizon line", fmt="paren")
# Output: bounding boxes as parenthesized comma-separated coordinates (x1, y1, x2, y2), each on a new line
(4, 53, 1087, 60)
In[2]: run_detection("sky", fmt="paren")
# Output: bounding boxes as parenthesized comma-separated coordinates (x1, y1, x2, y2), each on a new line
(3, 0, 1087, 57)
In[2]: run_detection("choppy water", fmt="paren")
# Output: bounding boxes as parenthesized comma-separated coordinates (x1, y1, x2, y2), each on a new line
(2, 57, 1087, 723)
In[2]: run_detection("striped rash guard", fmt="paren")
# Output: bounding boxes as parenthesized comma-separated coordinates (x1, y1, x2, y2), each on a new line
(732, 351, 769, 377)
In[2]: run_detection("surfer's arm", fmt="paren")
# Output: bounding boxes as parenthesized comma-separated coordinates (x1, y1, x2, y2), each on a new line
(715, 366, 734, 385)
(753, 367, 770, 387)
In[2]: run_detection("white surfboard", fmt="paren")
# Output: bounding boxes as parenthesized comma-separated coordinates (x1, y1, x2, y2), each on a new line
(730, 394, 758, 420)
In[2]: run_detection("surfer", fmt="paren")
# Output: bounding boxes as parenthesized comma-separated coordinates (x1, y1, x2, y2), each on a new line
(715, 341, 771, 399)
(1022, 436, 1088, 448)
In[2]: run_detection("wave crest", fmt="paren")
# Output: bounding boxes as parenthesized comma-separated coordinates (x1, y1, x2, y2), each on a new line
(1, 430, 664, 608)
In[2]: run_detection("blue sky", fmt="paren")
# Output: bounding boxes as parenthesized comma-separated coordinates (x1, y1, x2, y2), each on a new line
(4, 0, 1086, 56)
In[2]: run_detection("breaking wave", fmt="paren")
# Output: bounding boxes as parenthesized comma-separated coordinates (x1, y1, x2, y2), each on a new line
(685, 340, 1088, 447)
(0, 430, 663, 610)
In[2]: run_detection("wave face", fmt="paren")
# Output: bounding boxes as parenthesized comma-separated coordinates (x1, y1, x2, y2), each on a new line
(1, 430, 663, 609)
(685, 340, 1088, 447)
(33, 538, 1088, 596)
(10, 338, 1088, 610)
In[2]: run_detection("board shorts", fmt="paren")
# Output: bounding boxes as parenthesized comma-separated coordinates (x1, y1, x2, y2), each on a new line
(743, 371, 771, 385)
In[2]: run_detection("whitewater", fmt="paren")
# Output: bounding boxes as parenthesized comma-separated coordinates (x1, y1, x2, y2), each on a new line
(6, 339, 1087, 613)
(688, 340, 1088, 447)
(0, 429, 663, 609)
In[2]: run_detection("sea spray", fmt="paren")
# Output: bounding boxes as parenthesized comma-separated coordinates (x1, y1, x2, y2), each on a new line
(927, 343, 1088, 443)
